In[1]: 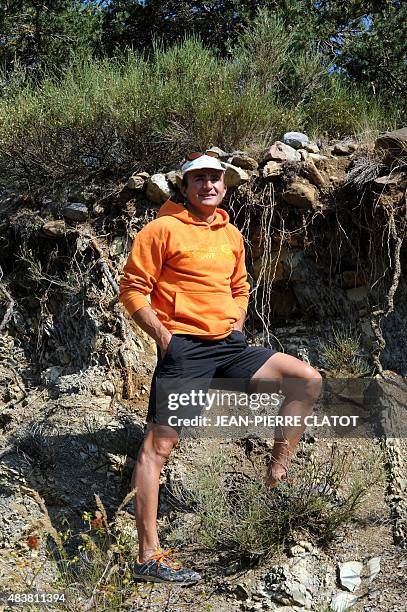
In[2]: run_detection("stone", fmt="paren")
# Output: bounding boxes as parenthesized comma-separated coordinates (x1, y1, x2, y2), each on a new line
(42, 366, 63, 385)
(338, 561, 363, 592)
(283, 131, 309, 149)
(262, 565, 313, 609)
(282, 181, 318, 209)
(367, 557, 380, 583)
(222, 162, 250, 187)
(333, 143, 358, 155)
(145, 173, 174, 204)
(262, 161, 283, 178)
(302, 159, 326, 188)
(298, 149, 309, 160)
(374, 173, 406, 186)
(206, 146, 228, 158)
(262, 142, 301, 164)
(166, 170, 182, 189)
(42, 220, 66, 238)
(230, 154, 258, 171)
(126, 172, 149, 190)
(308, 153, 329, 162)
(375, 127, 407, 162)
(330, 591, 359, 611)
(101, 380, 116, 397)
(62, 202, 88, 221)
(303, 142, 320, 154)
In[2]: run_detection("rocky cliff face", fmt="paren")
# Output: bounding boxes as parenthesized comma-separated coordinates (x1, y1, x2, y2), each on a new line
(1, 130, 405, 384)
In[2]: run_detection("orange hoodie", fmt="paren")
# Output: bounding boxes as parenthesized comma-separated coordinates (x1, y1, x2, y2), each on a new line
(119, 200, 249, 339)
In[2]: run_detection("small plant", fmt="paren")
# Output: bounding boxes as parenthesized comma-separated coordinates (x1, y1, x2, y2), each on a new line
(16, 487, 140, 610)
(168, 445, 384, 559)
(320, 327, 371, 378)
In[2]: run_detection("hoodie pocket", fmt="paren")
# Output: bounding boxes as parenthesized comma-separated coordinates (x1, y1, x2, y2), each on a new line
(174, 291, 241, 335)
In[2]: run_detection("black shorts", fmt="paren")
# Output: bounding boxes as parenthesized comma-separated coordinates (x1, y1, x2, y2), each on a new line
(147, 330, 277, 425)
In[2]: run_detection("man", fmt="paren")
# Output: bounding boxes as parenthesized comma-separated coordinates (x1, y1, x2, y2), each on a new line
(119, 153, 322, 584)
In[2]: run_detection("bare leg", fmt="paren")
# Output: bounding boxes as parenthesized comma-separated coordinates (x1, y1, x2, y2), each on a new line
(250, 353, 322, 488)
(131, 423, 179, 561)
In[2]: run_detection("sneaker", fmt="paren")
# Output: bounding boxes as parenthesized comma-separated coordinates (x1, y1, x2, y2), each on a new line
(133, 548, 201, 585)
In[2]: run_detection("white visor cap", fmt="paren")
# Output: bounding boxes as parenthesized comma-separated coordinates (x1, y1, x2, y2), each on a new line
(181, 154, 225, 178)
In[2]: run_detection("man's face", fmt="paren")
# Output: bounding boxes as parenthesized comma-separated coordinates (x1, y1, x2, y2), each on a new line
(182, 169, 226, 210)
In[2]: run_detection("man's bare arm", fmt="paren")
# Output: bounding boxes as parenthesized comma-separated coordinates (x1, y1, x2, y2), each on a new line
(233, 307, 246, 332)
(132, 307, 172, 355)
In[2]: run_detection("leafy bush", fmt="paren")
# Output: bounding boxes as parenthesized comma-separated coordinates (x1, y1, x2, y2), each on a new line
(167, 445, 383, 557)
(0, 19, 400, 195)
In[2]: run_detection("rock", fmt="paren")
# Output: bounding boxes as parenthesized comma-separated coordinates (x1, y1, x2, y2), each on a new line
(234, 583, 250, 600)
(262, 161, 283, 178)
(338, 561, 363, 592)
(145, 173, 174, 204)
(375, 127, 407, 162)
(298, 149, 309, 160)
(262, 142, 301, 164)
(166, 170, 182, 189)
(298, 540, 314, 552)
(230, 154, 258, 171)
(333, 143, 358, 155)
(283, 131, 309, 149)
(262, 565, 313, 609)
(282, 181, 318, 209)
(62, 202, 88, 221)
(206, 146, 228, 158)
(367, 557, 380, 583)
(330, 592, 359, 611)
(222, 162, 250, 187)
(101, 380, 116, 397)
(374, 173, 406, 187)
(302, 159, 326, 188)
(308, 152, 329, 162)
(303, 142, 320, 154)
(42, 366, 63, 385)
(42, 220, 66, 238)
(126, 172, 149, 190)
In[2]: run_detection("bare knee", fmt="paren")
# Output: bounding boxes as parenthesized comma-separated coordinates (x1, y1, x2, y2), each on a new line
(299, 365, 322, 402)
(137, 424, 178, 467)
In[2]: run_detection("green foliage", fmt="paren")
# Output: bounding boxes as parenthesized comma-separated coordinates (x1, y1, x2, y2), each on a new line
(0, 1, 103, 86)
(168, 445, 384, 556)
(320, 326, 372, 378)
(0, 22, 398, 194)
(1, 2, 405, 108)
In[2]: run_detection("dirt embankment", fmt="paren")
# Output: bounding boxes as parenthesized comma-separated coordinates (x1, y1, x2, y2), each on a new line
(0, 131, 406, 610)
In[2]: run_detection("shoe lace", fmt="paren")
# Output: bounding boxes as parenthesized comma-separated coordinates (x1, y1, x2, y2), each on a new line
(151, 547, 182, 571)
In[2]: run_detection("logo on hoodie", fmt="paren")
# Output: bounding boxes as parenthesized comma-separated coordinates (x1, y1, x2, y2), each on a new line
(180, 243, 234, 261)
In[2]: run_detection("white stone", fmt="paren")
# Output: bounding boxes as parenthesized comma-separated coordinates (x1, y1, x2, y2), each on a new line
(338, 561, 363, 592)
(330, 591, 359, 611)
(126, 172, 149, 190)
(367, 557, 380, 583)
(303, 142, 320, 153)
(145, 173, 174, 204)
(262, 161, 283, 178)
(283, 131, 309, 149)
(222, 162, 250, 187)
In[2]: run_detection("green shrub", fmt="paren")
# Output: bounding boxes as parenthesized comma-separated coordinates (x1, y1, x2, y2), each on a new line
(320, 326, 372, 378)
(167, 445, 383, 557)
(0, 22, 401, 195)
